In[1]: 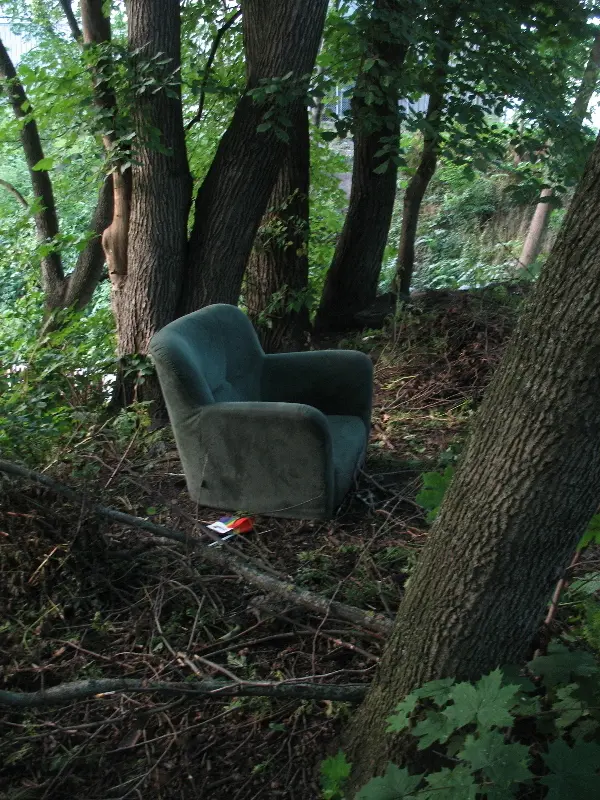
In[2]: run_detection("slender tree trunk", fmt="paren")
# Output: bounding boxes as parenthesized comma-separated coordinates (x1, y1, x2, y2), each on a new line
(0, 36, 65, 309)
(344, 131, 600, 792)
(245, 106, 311, 353)
(58, 0, 82, 42)
(0, 9, 118, 314)
(80, 0, 132, 293)
(392, 10, 458, 297)
(114, 0, 191, 359)
(393, 128, 440, 296)
(518, 30, 600, 271)
(518, 186, 553, 269)
(180, 0, 328, 315)
(314, 0, 408, 332)
(63, 175, 114, 309)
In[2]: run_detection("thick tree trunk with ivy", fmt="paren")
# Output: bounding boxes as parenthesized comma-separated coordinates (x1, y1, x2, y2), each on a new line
(518, 30, 600, 271)
(113, 0, 191, 362)
(392, 11, 458, 297)
(106, 0, 191, 407)
(314, 0, 408, 332)
(344, 132, 600, 792)
(179, 0, 328, 314)
(245, 107, 310, 353)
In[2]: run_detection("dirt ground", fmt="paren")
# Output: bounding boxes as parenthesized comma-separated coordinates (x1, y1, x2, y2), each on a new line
(0, 289, 522, 799)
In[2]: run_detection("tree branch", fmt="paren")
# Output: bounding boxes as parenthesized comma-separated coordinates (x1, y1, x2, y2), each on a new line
(186, 8, 242, 131)
(572, 29, 600, 122)
(0, 177, 28, 207)
(58, 0, 83, 42)
(0, 459, 393, 636)
(0, 677, 367, 709)
(0, 36, 65, 308)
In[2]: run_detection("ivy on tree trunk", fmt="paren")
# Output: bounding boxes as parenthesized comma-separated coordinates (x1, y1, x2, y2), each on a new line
(315, 0, 409, 332)
(245, 105, 311, 353)
(179, 0, 328, 314)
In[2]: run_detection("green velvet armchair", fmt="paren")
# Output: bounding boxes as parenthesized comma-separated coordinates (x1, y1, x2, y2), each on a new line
(149, 304, 373, 519)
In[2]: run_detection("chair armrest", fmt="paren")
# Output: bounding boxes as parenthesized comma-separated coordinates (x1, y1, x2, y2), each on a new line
(175, 402, 335, 518)
(261, 350, 373, 429)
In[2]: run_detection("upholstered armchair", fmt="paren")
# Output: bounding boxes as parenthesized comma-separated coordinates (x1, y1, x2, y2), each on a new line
(149, 304, 373, 519)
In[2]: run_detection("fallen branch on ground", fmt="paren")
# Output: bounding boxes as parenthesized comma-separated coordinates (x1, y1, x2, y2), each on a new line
(0, 458, 393, 635)
(0, 678, 368, 709)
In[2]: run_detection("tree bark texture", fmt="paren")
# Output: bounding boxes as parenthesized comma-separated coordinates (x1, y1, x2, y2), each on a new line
(392, 10, 458, 297)
(0, 36, 65, 308)
(518, 30, 600, 271)
(344, 132, 600, 790)
(114, 0, 191, 357)
(180, 0, 328, 314)
(315, 0, 408, 332)
(245, 106, 311, 353)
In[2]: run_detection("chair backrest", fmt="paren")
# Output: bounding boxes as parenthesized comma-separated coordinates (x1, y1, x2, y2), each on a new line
(149, 304, 265, 423)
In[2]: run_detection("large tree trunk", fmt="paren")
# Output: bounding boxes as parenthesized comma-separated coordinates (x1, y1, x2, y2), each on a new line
(314, 0, 408, 332)
(0, 36, 65, 309)
(518, 30, 600, 271)
(113, 0, 191, 358)
(245, 107, 311, 353)
(392, 10, 458, 297)
(179, 0, 328, 315)
(344, 131, 600, 791)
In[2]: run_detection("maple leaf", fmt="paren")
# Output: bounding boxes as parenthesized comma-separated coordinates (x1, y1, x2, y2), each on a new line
(444, 669, 519, 730)
(420, 766, 477, 800)
(540, 739, 600, 799)
(459, 730, 532, 787)
(356, 763, 423, 800)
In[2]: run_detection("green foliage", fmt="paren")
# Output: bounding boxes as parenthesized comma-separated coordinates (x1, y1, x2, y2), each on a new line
(0, 284, 116, 464)
(321, 751, 352, 800)
(577, 514, 600, 550)
(540, 740, 600, 798)
(250, 72, 314, 143)
(356, 764, 422, 800)
(529, 642, 599, 687)
(308, 130, 347, 299)
(415, 466, 455, 522)
(326, 643, 600, 799)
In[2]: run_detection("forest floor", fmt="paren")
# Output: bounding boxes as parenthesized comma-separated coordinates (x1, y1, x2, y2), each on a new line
(1, 287, 525, 800)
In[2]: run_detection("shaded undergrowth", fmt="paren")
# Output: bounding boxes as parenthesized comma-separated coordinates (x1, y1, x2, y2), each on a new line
(0, 288, 524, 799)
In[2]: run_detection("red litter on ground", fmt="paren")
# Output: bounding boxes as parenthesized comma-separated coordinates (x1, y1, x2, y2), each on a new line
(205, 516, 254, 546)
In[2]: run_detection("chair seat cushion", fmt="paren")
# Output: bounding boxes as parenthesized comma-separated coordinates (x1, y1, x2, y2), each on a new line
(326, 415, 368, 506)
